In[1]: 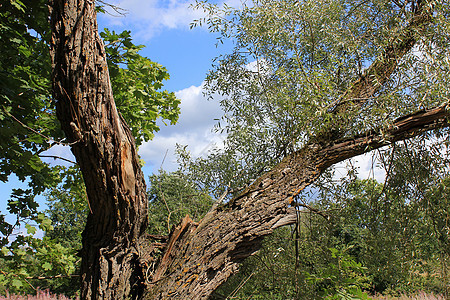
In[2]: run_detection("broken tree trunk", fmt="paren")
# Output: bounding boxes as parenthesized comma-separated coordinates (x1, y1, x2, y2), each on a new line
(49, 0, 446, 299)
(145, 2, 440, 298)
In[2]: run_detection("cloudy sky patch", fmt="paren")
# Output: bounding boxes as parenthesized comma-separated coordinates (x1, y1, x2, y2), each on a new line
(99, 0, 203, 38)
(140, 83, 225, 172)
(98, 0, 245, 41)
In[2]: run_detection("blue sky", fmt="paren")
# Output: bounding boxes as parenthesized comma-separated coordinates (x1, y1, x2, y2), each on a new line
(97, 0, 232, 173)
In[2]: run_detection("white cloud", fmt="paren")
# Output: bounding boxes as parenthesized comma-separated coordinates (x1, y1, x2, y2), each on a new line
(38, 83, 224, 174)
(99, 0, 247, 40)
(333, 152, 387, 184)
(99, 0, 208, 40)
(139, 83, 225, 171)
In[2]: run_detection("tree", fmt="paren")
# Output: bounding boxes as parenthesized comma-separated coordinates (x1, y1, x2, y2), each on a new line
(147, 170, 213, 236)
(47, 0, 449, 299)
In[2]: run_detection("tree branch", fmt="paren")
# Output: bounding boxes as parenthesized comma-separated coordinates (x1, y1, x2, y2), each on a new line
(146, 104, 449, 299)
(38, 155, 76, 165)
(331, 0, 433, 113)
(319, 105, 449, 168)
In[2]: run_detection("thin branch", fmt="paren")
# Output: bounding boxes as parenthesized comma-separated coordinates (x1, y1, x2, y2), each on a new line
(160, 149, 169, 170)
(271, 205, 329, 229)
(330, 1, 432, 115)
(96, 0, 128, 17)
(38, 154, 76, 164)
(227, 271, 256, 299)
(6, 110, 79, 146)
(0, 270, 36, 291)
(26, 274, 80, 280)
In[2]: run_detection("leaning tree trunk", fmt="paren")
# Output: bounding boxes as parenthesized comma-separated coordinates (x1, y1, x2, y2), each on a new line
(49, 0, 446, 299)
(50, 0, 148, 298)
(144, 1, 441, 299)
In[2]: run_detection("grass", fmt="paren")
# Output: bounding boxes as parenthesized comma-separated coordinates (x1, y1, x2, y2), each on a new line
(1, 290, 446, 299)
(372, 291, 447, 300)
(0, 289, 77, 300)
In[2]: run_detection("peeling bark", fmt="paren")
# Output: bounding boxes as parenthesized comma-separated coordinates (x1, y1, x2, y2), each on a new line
(145, 2, 442, 298)
(144, 105, 449, 299)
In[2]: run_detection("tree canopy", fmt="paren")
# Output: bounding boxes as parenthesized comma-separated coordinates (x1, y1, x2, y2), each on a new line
(185, 0, 450, 197)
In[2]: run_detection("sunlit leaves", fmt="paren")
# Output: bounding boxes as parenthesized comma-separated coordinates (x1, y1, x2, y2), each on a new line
(0, 1, 180, 296)
(24, 223, 36, 235)
(0, 0, 62, 249)
(0, 236, 78, 295)
(45, 166, 88, 250)
(101, 29, 181, 146)
(184, 0, 450, 198)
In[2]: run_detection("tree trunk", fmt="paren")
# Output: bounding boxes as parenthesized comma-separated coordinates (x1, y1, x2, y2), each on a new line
(144, 106, 449, 299)
(145, 3, 440, 298)
(50, 1, 148, 298)
(49, 0, 446, 299)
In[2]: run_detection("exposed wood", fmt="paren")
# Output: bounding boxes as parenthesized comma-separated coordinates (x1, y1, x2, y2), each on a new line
(144, 2, 441, 298)
(145, 104, 449, 300)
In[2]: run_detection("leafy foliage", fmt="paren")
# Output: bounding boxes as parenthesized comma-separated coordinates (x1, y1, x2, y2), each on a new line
(147, 170, 213, 236)
(0, 234, 78, 295)
(215, 174, 448, 299)
(102, 29, 180, 146)
(181, 2, 450, 296)
(45, 167, 88, 249)
(184, 0, 450, 200)
(0, 0, 63, 248)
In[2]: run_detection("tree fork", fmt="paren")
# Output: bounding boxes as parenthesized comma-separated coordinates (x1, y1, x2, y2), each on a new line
(145, 1, 441, 298)
(48, 0, 445, 299)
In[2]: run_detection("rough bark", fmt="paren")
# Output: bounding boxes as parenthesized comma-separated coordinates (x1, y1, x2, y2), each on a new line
(145, 2, 441, 298)
(49, 0, 147, 299)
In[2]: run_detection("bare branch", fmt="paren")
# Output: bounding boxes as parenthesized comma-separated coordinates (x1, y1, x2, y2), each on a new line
(96, 0, 128, 17)
(38, 154, 77, 164)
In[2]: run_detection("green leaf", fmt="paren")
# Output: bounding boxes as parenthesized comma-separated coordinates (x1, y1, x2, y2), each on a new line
(42, 262, 52, 271)
(10, 0, 25, 12)
(11, 278, 23, 288)
(1, 246, 9, 256)
(39, 217, 53, 231)
(25, 223, 37, 235)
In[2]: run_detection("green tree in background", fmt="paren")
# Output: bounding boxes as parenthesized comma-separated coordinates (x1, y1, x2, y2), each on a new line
(214, 172, 448, 299)
(147, 170, 213, 236)
(2, 0, 450, 298)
